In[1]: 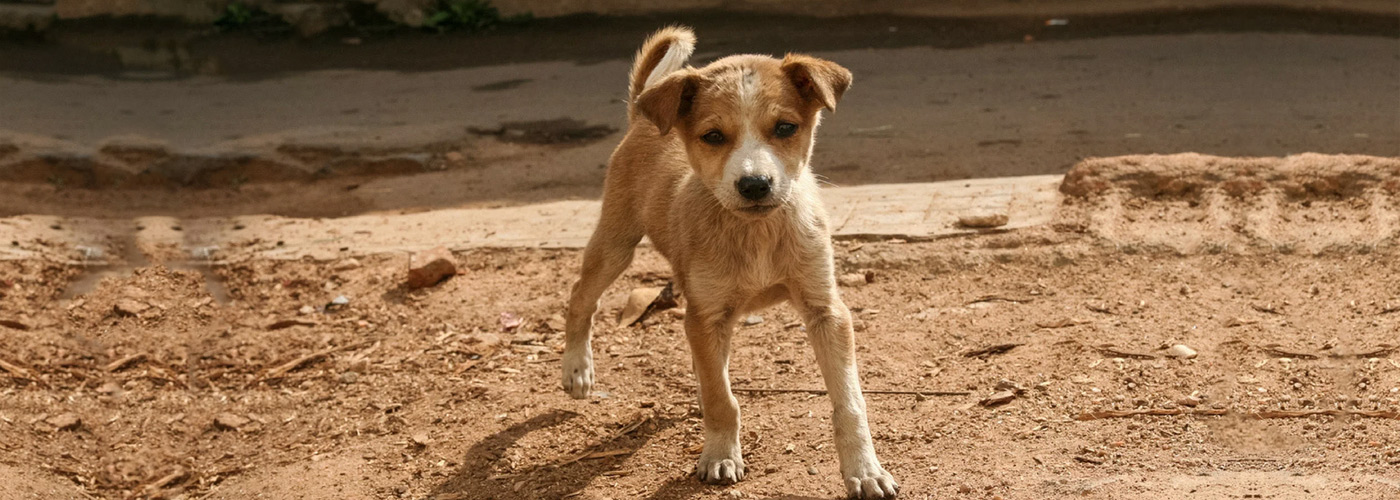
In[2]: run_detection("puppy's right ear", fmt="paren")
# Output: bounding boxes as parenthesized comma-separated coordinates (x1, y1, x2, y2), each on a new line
(635, 71, 699, 136)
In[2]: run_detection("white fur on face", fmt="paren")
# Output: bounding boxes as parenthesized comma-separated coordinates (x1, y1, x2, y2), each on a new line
(715, 69, 791, 210)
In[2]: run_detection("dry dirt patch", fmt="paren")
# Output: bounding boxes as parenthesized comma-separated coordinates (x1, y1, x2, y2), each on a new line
(0, 154, 1397, 499)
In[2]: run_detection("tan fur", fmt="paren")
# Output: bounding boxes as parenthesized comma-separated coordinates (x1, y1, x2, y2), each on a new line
(563, 27, 898, 498)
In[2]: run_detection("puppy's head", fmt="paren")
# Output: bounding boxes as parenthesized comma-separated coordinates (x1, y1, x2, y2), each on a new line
(636, 54, 851, 218)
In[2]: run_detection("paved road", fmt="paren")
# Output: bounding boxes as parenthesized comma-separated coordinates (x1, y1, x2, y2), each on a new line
(0, 13, 1395, 215)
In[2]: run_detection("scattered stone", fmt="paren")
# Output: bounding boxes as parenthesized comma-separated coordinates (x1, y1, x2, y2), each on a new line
(298, 305, 316, 315)
(411, 432, 431, 447)
(995, 379, 1027, 395)
(463, 332, 504, 349)
(1166, 344, 1198, 359)
(338, 372, 359, 384)
(958, 483, 974, 494)
(743, 315, 764, 326)
(980, 391, 1017, 407)
(499, 312, 523, 332)
(406, 246, 458, 289)
(213, 413, 250, 431)
(838, 272, 869, 288)
(334, 258, 362, 271)
(0, 319, 30, 331)
(113, 299, 149, 317)
(45, 413, 81, 432)
(806, 466, 819, 475)
(958, 213, 1009, 229)
(784, 443, 796, 454)
(326, 295, 351, 312)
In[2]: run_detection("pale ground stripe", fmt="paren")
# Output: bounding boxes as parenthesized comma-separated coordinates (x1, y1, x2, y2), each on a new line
(0, 175, 1064, 262)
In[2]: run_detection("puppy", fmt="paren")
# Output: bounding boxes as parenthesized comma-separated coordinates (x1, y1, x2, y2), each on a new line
(562, 26, 898, 498)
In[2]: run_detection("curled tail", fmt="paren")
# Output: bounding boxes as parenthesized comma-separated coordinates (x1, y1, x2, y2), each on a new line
(628, 26, 695, 113)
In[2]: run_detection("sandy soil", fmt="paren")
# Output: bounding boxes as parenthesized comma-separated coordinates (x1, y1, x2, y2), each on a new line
(1, 155, 1396, 499)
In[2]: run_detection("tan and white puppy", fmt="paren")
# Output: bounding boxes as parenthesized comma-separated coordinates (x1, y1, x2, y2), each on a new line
(562, 26, 898, 498)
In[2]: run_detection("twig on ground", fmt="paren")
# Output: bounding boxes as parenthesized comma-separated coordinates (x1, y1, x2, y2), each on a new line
(1257, 344, 1318, 360)
(1253, 409, 1398, 420)
(556, 413, 651, 466)
(1076, 408, 1228, 420)
(729, 387, 971, 397)
(967, 295, 1034, 305)
(105, 353, 147, 372)
(0, 357, 42, 386)
(1075, 408, 1398, 420)
(250, 340, 373, 386)
(1090, 344, 1156, 360)
(963, 343, 1023, 358)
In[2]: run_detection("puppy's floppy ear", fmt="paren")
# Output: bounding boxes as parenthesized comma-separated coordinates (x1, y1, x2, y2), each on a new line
(781, 54, 852, 111)
(635, 70, 699, 135)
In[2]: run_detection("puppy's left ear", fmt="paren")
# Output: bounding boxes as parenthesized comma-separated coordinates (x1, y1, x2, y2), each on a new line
(781, 54, 852, 111)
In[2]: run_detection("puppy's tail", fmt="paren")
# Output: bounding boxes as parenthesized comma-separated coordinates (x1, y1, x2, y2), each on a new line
(628, 26, 695, 110)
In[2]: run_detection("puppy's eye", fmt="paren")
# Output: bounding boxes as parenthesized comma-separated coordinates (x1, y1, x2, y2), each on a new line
(701, 130, 726, 145)
(774, 122, 798, 138)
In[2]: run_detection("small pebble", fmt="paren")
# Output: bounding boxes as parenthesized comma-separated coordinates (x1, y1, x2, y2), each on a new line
(958, 213, 1009, 228)
(806, 466, 819, 475)
(1166, 344, 1198, 359)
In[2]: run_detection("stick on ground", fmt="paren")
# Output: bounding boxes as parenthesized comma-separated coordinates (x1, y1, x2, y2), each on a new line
(251, 340, 373, 386)
(730, 387, 971, 397)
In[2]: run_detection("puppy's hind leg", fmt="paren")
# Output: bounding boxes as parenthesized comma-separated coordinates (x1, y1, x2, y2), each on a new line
(562, 203, 642, 399)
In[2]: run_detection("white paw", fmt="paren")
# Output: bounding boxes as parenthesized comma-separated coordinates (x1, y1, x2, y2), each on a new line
(695, 444, 745, 485)
(843, 463, 898, 499)
(560, 349, 593, 399)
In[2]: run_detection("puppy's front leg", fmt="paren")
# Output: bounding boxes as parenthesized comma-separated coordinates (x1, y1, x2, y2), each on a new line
(562, 212, 642, 399)
(685, 306, 745, 484)
(795, 286, 898, 499)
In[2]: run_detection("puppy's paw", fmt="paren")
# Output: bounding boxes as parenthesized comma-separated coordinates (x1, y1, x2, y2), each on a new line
(560, 350, 594, 399)
(843, 464, 898, 499)
(695, 446, 745, 485)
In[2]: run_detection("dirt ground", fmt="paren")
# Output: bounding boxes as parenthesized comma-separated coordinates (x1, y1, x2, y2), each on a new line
(1, 155, 1397, 499)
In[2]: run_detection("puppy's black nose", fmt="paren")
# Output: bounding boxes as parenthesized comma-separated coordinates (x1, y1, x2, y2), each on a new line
(736, 176, 772, 201)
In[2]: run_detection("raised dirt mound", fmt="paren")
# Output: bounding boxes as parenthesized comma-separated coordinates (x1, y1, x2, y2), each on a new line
(1056, 153, 1399, 255)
